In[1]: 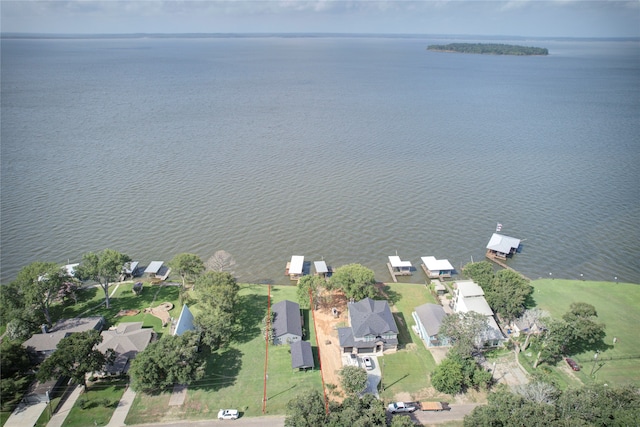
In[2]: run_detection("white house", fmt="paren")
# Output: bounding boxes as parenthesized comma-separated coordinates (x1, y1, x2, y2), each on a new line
(452, 280, 505, 347)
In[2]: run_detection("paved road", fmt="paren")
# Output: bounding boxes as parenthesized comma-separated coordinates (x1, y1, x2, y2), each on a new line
(391, 403, 482, 425)
(130, 416, 285, 427)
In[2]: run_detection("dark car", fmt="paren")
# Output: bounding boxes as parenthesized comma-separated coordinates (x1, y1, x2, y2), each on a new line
(565, 358, 580, 371)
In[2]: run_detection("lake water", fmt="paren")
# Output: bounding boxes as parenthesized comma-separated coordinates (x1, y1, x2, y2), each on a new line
(1, 35, 639, 285)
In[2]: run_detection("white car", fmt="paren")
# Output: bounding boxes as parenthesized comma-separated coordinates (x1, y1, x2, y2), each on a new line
(218, 409, 239, 420)
(363, 356, 374, 370)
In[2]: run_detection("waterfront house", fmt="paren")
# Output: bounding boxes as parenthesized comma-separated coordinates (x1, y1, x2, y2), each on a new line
(337, 297, 399, 354)
(452, 280, 505, 347)
(486, 233, 521, 260)
(412, 303, 449, 347)
(22, 317, 105, 363)
(97, 322, 154, 375)
(421, 256, 455, 279)
(271, 300, 303, 345)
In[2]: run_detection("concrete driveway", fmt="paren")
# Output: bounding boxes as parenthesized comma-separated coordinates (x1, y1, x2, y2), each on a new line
(360, 355, 381, 398)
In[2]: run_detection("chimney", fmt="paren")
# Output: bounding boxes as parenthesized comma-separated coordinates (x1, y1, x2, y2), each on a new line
(41, 324, 49, 333)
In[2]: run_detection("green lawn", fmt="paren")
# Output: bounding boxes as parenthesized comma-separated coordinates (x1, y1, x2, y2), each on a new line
(528, 279, 640, 386)
(377, 283, 447, 402)
(125, 284, 323, 423)
(60, 379, 127, 427)
(56, 282, 182, 335)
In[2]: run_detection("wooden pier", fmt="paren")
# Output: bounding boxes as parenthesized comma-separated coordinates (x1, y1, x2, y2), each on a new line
(485, 251, 531, 281)
(387, 262, 412, 283)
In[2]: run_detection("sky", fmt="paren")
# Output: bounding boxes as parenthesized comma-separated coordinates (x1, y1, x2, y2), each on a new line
(1, 1, 639, 38)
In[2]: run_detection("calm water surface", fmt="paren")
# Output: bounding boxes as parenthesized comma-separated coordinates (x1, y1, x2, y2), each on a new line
(2, 36, 639, 284)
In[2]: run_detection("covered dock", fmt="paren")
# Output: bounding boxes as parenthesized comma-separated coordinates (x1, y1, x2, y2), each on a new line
(421, 256, 455, 279)
(314, 260, 332, 278)
(486, 233, 521, 260)
(285, 255, 305, 281)
(387, 255, 412, 282)
(144, 261, 171, 281)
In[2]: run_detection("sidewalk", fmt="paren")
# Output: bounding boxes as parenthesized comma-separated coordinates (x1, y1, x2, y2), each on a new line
(106, 386, 136, 427)
(4, 402, 47, 427)
(47, 384, 83, 427)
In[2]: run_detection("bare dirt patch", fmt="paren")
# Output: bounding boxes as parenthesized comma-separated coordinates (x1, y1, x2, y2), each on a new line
(312, 290, 349, 401)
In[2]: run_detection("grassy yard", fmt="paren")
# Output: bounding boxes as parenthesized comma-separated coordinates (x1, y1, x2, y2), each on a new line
(54, 282, 182, 335)
(378, 282, 449, 402)
(526, 279, 640, 387)
(125, 284, 323, 423)
(58, 379, 127, 427)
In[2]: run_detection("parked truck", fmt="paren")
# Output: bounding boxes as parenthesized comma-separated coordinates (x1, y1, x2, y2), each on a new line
(387, 402, 417, 414)
(419, 401, 451, 411)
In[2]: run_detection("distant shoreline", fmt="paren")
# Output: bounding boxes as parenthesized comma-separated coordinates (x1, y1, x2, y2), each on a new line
(428, 42, 548, 55)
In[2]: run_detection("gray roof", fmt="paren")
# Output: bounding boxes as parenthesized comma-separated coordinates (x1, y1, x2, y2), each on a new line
(291, 340, 314, 369)
(145, 261, 164, 274)
(337, 327, 398, 349)
(271, 300, 302, 339)
(349, 298, 398, 338)
(22, 317, 105, 353)
(98, 322, 154, 374)
(486, 233, 520, 254)
(314, 261, 328, 274)
(414, 303, 446, 337)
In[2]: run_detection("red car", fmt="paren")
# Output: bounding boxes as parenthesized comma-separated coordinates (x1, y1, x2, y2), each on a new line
(565, 358, 580, 371)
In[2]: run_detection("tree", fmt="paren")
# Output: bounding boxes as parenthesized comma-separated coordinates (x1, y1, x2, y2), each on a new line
(205, 250, 236, 275)
(561, 302, 606, 353)
(11, 261, 69, 326)
(37, 330, 114, 390)
(329, 264, 377, 301)
(284, 390, 328, 427)
(194, 271, 240, 349)
(297, 275, 325, 310)
(487, 270, 532, 322)
(0, 340, 33, 412)
(390, 415, 415, 427)
(129, 332, 205, 393)
(338, 365, 368, 396)
(6, 318, 32, 341)
(75, 249, 131, 308)
(431, 357, 465, 395)
(169, 253, 204, 290)
(514, 381, 559, 405)
(329, 393, 386, 426)
(464, 383, 640, 426)
(440, 311, 490, 355)
(462, 261, 494, 288)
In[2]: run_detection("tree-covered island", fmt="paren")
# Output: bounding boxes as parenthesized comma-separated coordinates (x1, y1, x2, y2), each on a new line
(428, 43, 548, 56)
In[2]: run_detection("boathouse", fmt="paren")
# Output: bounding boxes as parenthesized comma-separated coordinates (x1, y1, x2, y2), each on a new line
(421, 256, 455, 279)
(286, 255, 305, 281)
(314, 260, 332, 278)
(486, 233, 521, 260)
(388, 256, 412, 275)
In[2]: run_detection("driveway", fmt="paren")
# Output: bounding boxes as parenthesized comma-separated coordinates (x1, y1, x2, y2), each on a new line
(360, 355, 381, 398)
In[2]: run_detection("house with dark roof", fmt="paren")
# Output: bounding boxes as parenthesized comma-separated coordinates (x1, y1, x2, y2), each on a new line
(22, 317, 105, 363)
(290, 340, 315, 370)
(412, 303, 449, 347)
(271, 300, 303, 345)
(97, 322, 154, 375)
(337, 298, 399, 355)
